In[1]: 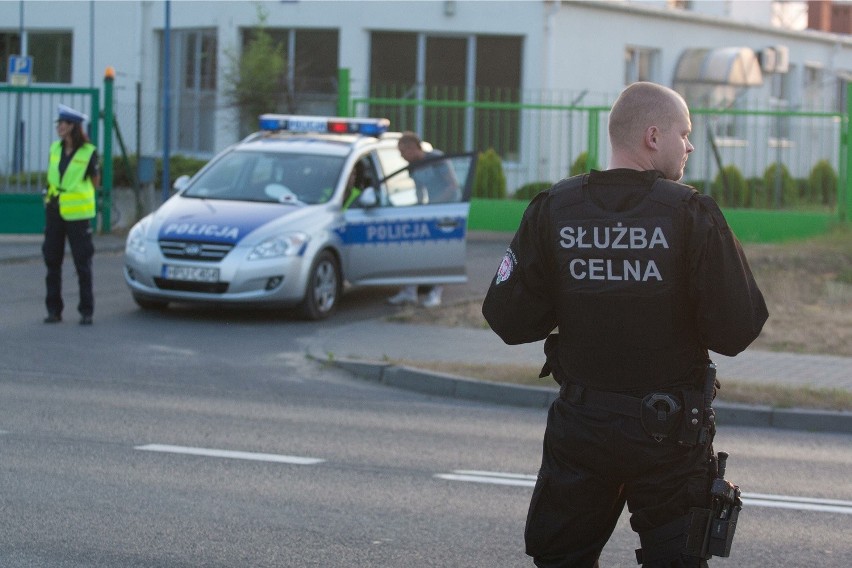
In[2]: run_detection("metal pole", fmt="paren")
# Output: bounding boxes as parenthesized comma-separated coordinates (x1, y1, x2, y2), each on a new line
(161, 0, 171, 203)
(89, 0, 95, 88)
(12, 0, 25, 176)
(136, 81, 142, 161)
(844, 81, 852, 223)
(336, 68, 350, 117)
(102, 67, 115, 233)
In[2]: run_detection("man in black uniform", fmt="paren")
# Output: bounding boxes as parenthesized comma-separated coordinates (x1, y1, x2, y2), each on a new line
(482, 82, 768, 567)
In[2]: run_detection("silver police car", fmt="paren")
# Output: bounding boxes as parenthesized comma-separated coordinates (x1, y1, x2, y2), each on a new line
(123, 115, 477, 319)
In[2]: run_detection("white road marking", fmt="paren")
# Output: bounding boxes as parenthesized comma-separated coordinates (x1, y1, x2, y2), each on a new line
(742, 493, 852, 515)
(435, 470, 537, 487)
(134, 444, 325, 465)
(435, 470, 852, 515)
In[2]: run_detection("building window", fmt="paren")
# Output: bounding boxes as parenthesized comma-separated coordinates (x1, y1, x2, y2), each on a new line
(183, 32, 217, 91)
(475, 35, 522, 160)
(837, 71, 852, 114)
(29, 31, 73, 83)
(160, 28, 217, 155)
(0, 32, 22, 82)
(241, 28, 339, 115)
(769, 72, 792, 141)
(624, 46, 659, 85)
(667, 0, 692, 9)
(1, 31, 72, 84)
(293, 29, 338, 96)
(804, 63, 825, 110)
(369, 32, 522, 158)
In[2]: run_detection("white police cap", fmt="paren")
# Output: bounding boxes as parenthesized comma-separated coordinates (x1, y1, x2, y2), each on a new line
(57, 104, 89, 124)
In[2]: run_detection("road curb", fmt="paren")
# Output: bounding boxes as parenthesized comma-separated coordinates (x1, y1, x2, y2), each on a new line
(321, 356, 852, 435)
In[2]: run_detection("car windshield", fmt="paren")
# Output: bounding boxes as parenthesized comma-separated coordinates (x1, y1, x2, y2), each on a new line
(183, 150, 346, 205)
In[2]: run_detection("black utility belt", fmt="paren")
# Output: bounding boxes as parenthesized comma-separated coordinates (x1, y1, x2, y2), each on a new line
(560, 383, 709, 445)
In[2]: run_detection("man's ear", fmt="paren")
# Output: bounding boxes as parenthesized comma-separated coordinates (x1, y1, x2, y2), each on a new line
(644, 126, 659, 150)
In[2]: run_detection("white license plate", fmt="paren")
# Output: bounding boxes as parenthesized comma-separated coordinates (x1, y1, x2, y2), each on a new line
(162, 264, 220, 282)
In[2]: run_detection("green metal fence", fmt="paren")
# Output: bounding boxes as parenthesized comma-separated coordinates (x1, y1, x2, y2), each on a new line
(350, 87, 849, 223)
(0, 84, 107, 234)
(0, 85, 100, 192)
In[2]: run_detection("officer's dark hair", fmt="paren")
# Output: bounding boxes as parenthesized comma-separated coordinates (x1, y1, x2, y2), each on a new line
(67, 122, 92, 152)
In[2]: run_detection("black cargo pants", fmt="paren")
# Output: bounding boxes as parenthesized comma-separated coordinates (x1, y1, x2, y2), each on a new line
(42, 202, 95, 318)
(525, 396, 713, 568)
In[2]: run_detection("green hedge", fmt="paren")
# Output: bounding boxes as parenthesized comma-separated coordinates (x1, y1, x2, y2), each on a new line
(468, 197, 836, 243)
(110, 155, 208, 188)
(472, 148, 506, 199)
(711, 165, 749, 207)
(513, 181, 551, 200)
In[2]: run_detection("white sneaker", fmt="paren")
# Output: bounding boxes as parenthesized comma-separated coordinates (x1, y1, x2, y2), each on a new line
(387, 286, 418, 305)
(422, 287, 443, 308)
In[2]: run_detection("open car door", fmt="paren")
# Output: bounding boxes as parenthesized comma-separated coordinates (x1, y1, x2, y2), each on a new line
(340, 152, 477, 286)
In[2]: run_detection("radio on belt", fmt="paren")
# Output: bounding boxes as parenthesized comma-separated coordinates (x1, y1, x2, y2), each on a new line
(258, 114, 390, 136)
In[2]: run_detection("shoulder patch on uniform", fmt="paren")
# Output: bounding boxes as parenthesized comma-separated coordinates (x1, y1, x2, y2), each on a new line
(495, 247, 517, 285)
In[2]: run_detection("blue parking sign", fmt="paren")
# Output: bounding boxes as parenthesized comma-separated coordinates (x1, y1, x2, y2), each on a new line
(8, 55, 33, 86)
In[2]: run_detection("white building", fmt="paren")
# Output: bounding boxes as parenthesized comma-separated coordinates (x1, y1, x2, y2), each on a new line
(2, 0, 851, 190)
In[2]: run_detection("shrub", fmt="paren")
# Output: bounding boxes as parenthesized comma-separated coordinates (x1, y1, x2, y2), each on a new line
(763, 162, 798, 208)
(0, 171, 43, 186)
(808, 160, 838, 206)
(796, 178, 810, 204)
(712, 165, 748, 207)
(747, 177, 767, 208)
(110, 154, 207, 188)
(513, 181, 552, 201)
(222, 5, 289, 137)
(473, 148, 507, 199)
(683, 179, 704, 194)
(569, 152, 589, 176)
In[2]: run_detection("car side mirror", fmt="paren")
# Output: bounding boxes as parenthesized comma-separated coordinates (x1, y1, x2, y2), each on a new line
(358, 186, 378, 207)
(173, 175, 190, 193)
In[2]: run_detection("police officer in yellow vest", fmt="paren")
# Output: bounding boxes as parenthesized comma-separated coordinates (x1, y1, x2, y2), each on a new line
(42, 104, 100, 325)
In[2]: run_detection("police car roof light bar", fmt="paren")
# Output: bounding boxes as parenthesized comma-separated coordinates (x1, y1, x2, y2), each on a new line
(258, 114, 390, 136)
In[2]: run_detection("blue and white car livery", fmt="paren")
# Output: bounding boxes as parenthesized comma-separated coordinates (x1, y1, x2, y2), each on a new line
(124, 115, 477, 319)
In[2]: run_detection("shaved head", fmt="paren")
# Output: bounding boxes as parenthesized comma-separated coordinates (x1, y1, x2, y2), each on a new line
(608, 82, 688, 151)
(607, 82, 694, 180)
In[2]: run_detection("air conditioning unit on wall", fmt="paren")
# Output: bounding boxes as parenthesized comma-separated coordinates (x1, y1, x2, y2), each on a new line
(760, 46, 790, 74)
(774, 45, 790, 73)
(759, 48, 777, 72)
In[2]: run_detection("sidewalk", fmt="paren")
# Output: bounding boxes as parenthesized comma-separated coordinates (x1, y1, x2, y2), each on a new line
(300, 319, 852, 434)
(3, 229, 850, 433)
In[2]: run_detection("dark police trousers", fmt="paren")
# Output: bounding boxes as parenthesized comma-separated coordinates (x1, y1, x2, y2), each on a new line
(525, 396, 712, 568)
(42, 202, 94, 317)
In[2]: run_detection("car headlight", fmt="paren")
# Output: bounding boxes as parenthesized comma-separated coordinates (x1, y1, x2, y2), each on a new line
(126, 219, 149, 255)
(247, 232, 310, 260)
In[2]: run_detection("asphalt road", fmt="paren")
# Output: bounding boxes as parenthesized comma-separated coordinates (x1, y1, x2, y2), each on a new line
(0, 250, 850, 567)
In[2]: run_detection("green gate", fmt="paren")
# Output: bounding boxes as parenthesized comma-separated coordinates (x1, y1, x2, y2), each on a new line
(0, 85, 101, 234)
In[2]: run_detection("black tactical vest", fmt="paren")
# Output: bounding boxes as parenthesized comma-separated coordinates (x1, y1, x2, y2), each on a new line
(547, 174, 703, 391)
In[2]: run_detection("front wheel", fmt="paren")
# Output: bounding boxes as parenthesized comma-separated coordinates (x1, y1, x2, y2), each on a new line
(299, 250, 341, 320)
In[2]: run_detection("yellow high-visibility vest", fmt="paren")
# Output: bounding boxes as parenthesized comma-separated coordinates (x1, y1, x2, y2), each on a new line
(46, 141, 97, 221)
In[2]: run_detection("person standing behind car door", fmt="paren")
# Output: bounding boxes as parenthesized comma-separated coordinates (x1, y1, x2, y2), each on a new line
(42, 104, 100, 325)
(386, 131, 460, 308)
